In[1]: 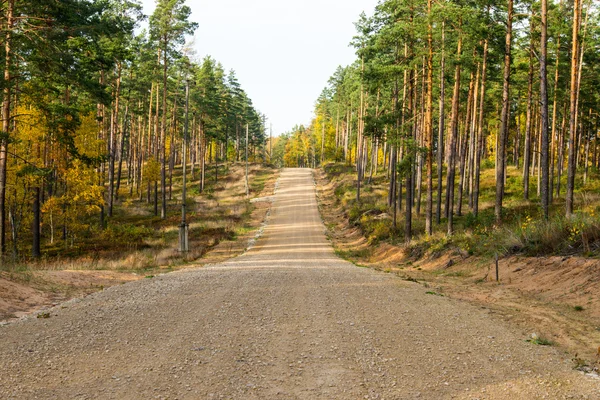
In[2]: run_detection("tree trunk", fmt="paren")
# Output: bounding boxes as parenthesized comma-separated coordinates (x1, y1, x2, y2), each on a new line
(549, 24, 561, 203)
(467, 60, 480, 210)
(356, 57, 365, 203)
(160, 42, 168, 219)
(436, 21, 446, 225)
(540, 0, 550, 219)
(425, 0, 434, 236)
(523, 17, 535, 200)
(582, 114, 590, 185)
(565, 0, 581, 217)
(557, 104, 567, 197)
(446, 24, 462, 235)
(200, 122, 206, 193)
(473, 34, 488, 217)
(495, 0, 513, 224)
(457, 67, 475, 217)
(108, 63, 122, 217)
(32, 187, 41, 258)
(154, 77, 160, 215)
(115, 103, 128, 202)
(415, 61, 425, 216)
(0, 0, 15, 255)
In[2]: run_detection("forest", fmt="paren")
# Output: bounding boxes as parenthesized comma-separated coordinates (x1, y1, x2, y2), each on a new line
(2, 0, 599, 262)
(0, 0, 268, 260)
(276, 0, 600, 254)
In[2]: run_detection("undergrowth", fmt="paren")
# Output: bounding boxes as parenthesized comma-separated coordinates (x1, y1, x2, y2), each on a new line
(323, 162, 600, 260)
(1, 163, 278, 274)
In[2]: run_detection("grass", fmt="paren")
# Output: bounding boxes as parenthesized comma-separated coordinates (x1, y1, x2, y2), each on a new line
(250, 169, 273, 194)
(431, 269, 471, 278)
(526, 334, 554, 346)
(322, 161, 600, 261)
(335, 248, 372, 260)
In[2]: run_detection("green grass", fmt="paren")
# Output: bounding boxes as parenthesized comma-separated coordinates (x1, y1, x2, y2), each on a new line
(334, 248, 372, 260)
(526, 334, 554, 346)
(250, 169, 273, 194)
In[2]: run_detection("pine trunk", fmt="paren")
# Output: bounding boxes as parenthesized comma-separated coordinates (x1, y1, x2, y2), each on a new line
(495, 0, 513, 224)
(565, 0, 581, 217)
(0, 0, 14, 255)
(446, 26, 462, 235)
(425, 0, 434, 235)
(523, 19, 535, 200)
(540, 0, 552, 220)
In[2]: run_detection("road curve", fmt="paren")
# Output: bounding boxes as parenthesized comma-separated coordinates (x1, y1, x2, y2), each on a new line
(0, 168, 598, 399)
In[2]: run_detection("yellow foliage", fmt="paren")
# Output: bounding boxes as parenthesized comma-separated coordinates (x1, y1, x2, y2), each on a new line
(284, 130, 308, 167)
(144, 157, 161, 182)
(42, 159, 104, 238)
(75, 113, 105, 158)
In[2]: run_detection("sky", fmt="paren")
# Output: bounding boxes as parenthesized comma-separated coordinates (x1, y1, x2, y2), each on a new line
(140, 0, 378, 136)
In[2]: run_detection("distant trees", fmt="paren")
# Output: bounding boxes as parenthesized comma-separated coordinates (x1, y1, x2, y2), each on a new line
(0, 0, 266, 259)
(288, 0, 600, 239)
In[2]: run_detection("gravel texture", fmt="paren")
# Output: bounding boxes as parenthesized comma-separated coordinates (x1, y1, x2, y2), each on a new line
(0, 168, 598, 399)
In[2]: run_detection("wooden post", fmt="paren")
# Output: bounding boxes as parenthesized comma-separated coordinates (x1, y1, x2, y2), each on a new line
(495, 253, 499, 282)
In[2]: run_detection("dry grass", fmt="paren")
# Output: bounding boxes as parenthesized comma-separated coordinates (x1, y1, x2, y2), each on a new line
(322, 162, 600, 259)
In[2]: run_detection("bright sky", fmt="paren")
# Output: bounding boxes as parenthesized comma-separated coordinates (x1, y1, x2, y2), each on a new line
(140, 0, 378, 136)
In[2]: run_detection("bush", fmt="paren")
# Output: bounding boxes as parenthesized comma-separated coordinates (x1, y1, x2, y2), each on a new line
(483, 213, 600, 257)
(481, 158, 494, 169)
(102, 224, 155, 244)
(364, 218, 393, 243)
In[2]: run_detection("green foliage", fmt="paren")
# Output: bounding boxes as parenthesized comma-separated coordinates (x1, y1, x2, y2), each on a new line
(102, 224, 154, 244)
(335, 248, 372, 260)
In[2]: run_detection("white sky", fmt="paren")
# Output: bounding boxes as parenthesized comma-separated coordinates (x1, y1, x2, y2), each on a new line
(140, 0, 378, 136)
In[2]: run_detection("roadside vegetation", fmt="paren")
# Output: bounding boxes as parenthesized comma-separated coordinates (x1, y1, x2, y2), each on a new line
(322, 162, 600, 261)
(277, 0, 600, 254)
(0, 163, 278, 320)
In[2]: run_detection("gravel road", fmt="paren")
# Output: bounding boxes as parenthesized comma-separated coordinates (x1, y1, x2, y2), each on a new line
(1, 168, 598, 399)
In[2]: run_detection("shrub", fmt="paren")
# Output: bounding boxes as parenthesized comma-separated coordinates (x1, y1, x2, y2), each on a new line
(102, 224, 155, 244)
(365, 219, 393, 243)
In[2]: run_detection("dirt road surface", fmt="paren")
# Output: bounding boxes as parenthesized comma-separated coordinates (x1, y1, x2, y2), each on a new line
(1, 168, 598, 399)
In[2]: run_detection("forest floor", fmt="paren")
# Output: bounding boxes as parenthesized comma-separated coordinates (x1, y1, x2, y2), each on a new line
(316, 166, 600, 372)
(0, 163, 280, 322)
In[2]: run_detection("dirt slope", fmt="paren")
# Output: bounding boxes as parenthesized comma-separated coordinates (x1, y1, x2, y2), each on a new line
(0, 168, 598, 399)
